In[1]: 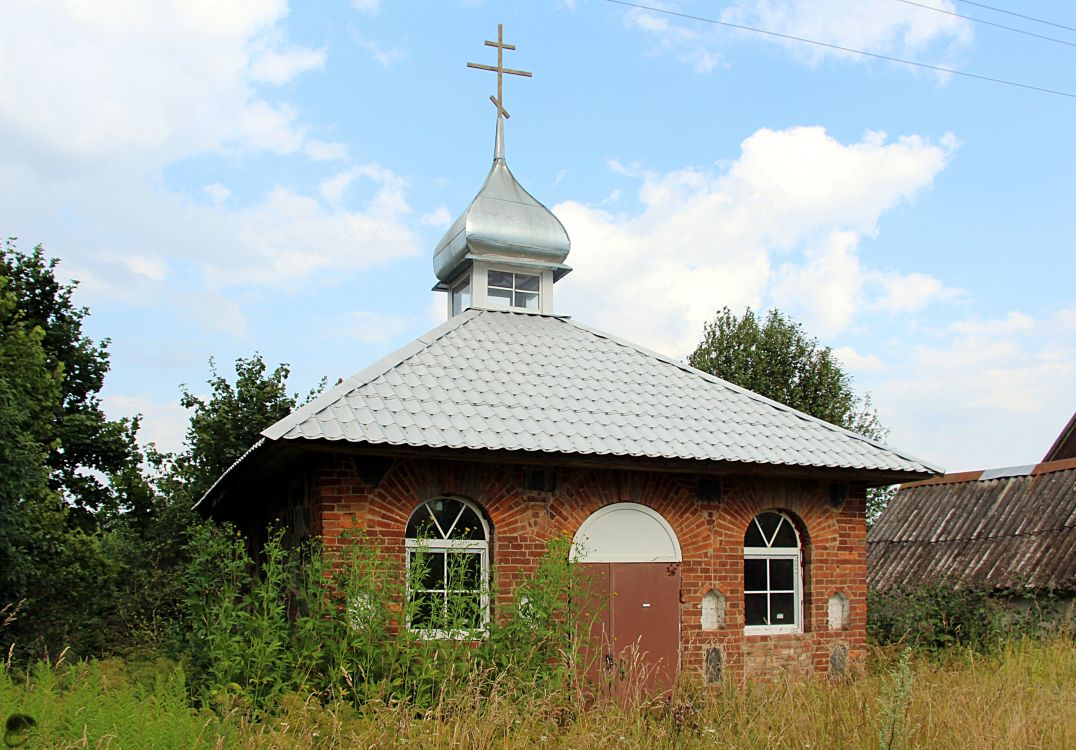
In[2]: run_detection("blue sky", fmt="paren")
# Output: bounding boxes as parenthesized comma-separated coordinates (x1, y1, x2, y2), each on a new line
(2, 0, 1074, 472)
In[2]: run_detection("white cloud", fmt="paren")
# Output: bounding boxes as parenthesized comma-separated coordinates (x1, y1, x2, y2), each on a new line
(353, 35, 407, 68)
(249, 45, 325, 85)
(1056, 308, 1076, 331)
(0, 2, 414, 321)
(871, 270, 955, 313)
(320, 171, 358, 204)
(872, 313, 1075, 470)
(123, 255, 169, 282)
(950, 311, 1035, 336)
(318, 163, 413, 208)
(9, 159, 420, 318)
(0, 0, 327, 166)
(211, 169, 418, 287)
(305, 139, 350, 162)
(204, 183, 232, 205)
(102, 394, 190, 454)
(351, 0, 380, 12)
(332, 310, 410, 343)
(420, 207, 452, 227)
(723, 0, 972, 65)
(624, 7, 721, 73)
(556, 125, 954, 355)
(607, 158, 644, 178)
(771, 230, 862, 336)
(186, 291, 249, 336)
(834, 346, 884, 373)
(426, 293, 446, 325)
(623, 0, 972, 73)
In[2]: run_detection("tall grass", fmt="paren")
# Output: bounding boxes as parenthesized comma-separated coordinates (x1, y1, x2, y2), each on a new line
(1, 636, 1072, 748)
(4, 526, 1072, 747)
(0, 657, 217, 748)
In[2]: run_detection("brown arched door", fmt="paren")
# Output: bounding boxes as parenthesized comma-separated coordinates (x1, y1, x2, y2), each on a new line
(572, 503, 682, 693)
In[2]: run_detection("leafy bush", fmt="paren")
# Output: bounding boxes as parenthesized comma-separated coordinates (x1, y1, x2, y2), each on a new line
(868, 582, 1047, 651)
(182, 524, 586, 713)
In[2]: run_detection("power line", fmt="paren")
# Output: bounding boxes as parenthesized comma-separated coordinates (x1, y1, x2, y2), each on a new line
(894, 0, 1076, 49)
(953, 0, 1076, 35)
(601, 0, 1076, 100)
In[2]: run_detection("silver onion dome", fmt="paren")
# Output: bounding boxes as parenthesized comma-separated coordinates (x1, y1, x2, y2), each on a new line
(433, 117, 571, 286)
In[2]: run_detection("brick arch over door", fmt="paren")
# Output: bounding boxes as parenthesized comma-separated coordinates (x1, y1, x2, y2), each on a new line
(570, 502, 683, 563)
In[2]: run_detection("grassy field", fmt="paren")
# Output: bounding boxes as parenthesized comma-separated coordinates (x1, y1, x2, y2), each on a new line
(2, 635, 1073, 749)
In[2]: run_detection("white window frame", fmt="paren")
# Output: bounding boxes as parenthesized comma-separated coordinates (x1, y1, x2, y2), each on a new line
(450, 275, 471, 317)
(485, 269, 541, 312)
(743, 511, 804, 635)
(404, 496, 490, 640)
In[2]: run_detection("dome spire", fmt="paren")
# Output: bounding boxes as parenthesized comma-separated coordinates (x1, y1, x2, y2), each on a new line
(494, 113, 505, 161)
(434, 24, 571, 317)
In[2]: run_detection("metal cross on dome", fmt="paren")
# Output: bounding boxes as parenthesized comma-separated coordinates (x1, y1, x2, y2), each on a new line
(467, 23, 532, 119)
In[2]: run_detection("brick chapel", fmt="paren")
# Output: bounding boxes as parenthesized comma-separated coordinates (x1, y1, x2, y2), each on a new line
(198, 27, 938, 683)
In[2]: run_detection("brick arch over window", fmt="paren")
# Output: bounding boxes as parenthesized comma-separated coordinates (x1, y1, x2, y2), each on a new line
(770, 506, 818, 633)
(743, 509, 806, 634)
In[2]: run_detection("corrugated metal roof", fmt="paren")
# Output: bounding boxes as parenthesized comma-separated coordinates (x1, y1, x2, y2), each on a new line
(1044, 411, 1076, 461)
(868, 459, 1076, 592)
(261, 308, 938, 475)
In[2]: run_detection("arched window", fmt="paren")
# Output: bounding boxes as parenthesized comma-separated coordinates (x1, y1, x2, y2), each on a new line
(405, 497, 490, 636)
(743, 511, 803, 633)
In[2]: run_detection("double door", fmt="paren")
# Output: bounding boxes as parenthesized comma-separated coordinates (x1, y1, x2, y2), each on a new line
(579, 561, 681, 694)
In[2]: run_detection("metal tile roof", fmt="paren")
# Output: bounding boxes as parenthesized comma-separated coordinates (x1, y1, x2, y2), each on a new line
(868, 459, 1076, 592)
(261, 308, 938, 475)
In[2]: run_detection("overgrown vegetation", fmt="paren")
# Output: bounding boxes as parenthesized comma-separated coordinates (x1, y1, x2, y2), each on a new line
(868, 582, 1063, 652)
(0, 240, 315, 661)
(183, 526, 584, 713)
(2, 636, 1072, 748)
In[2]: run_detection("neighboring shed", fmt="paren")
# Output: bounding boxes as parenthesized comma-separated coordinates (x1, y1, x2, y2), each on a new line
(868, 459, 1076, 604)
(1044, 411, 1076, 462)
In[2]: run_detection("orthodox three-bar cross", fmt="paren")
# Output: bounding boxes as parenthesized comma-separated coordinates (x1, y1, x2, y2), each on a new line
(467, 23, 532, 119)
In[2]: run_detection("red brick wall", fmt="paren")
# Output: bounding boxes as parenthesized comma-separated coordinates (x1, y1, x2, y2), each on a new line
(304, 454, 867, 682)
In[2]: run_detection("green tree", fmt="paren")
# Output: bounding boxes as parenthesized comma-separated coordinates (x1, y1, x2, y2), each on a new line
(0, 272, 119, 657)
(172, 355, 313, 504)
(98, 355, 318, 655)
(0, 240, 141, 525)
(123, 356, 298, 653)
(688, 307, 891, 521)
(0, 273, 65, 606)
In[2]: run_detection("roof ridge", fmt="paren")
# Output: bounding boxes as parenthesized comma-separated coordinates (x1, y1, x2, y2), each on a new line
(261, 308, 484, 441)
(902, 456, 1076, 489)
(559, 316, 944, 475)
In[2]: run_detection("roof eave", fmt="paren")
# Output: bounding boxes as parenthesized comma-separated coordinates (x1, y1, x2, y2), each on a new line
(272, 437, 934, 484)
